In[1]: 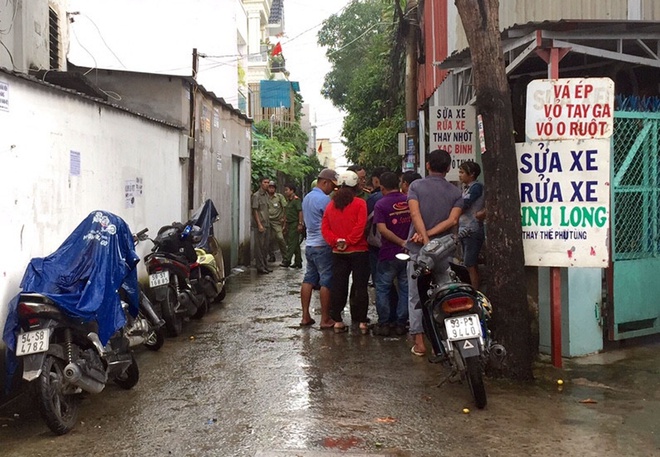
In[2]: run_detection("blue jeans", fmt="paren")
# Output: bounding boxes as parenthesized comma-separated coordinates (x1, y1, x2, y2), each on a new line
(375, 258, 409, 325)
(303, 245, 333, 289)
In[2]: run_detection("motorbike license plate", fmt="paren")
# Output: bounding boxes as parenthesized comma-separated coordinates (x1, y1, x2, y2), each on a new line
(15, 329, 50, 356)
(444, 314, 482, 341)
(149, 271, 170, 288)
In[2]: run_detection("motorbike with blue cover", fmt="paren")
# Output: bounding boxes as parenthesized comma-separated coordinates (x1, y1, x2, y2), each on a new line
(2, 211, 141, 435)
(189, 199, 226, 304)
(400, 234, 506, 409)
(144, 223, 207, 337)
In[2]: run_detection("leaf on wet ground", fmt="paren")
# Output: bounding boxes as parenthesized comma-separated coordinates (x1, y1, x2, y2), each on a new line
(375, 416, 397, 423)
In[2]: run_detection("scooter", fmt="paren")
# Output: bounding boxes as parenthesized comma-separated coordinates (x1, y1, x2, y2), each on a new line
(399, 234, 505, 409)
(143, 224, 208, 337)
(3, 211, 141, 435)
(189, 199, 226, 303)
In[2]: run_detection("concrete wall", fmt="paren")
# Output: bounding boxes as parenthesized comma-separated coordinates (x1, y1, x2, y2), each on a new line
(0, 70, 183, 345)
(71, 68, 254, 268)
(193, 92, 253, 267)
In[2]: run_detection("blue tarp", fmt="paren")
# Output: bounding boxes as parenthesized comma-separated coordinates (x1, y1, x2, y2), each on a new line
(190, 199, 219, 252)
(260, 80, 297, 108)
(3, 210, 140, 353)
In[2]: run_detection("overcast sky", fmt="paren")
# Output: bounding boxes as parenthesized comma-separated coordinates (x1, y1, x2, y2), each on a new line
(282, 0, 350, 162)
(67, 0, 350, 162)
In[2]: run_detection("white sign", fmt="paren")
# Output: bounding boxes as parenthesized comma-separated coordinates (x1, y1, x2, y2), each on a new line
(429, 105, 476, 180)
(516, 139, 610, 267)
(526, 78, 614, 140)
(0, 80, 8, 112)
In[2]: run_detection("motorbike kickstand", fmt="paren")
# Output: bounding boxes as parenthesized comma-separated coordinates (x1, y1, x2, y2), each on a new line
(436, 370, 461, 388)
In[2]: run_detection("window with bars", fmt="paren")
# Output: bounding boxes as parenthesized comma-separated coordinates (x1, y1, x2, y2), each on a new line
(49, 8, 60, 70)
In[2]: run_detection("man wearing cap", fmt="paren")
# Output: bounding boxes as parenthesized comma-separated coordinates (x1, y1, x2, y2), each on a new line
(299, 168, 337, 328)
(267, 180, 288, 264)
(252, 176, 272, 274)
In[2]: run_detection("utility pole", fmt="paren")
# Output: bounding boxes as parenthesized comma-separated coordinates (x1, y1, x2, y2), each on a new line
(404, 0, 419, 172)
(188, 48, 198, 212)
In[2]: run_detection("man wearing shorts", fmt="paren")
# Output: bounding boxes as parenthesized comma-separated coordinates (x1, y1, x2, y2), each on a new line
(299, 168, 337, 328)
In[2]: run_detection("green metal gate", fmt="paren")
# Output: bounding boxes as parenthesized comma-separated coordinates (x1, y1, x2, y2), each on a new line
(610, 111, 660, 340)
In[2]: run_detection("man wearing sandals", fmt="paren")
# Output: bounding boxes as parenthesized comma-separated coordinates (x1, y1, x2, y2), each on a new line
(406, 150, 463, 356)
(299, 169, 338, 328)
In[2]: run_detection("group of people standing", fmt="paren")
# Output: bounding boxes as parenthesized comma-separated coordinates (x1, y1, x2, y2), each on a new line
(252, 149, 485, 358)
(251, 178, 305, 274)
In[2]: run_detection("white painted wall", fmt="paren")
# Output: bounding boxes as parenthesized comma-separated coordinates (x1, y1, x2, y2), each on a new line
(0, 72, 183, 339)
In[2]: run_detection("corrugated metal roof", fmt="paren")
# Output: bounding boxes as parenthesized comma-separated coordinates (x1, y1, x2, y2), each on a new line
(0, 66, 184, 129)
(269, 0, 283, 24)
(439, 19, 660, 69)
(67, 65, 252, 123)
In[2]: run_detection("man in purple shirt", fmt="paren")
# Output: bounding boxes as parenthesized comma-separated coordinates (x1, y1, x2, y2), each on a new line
(372, 172, 411, 336)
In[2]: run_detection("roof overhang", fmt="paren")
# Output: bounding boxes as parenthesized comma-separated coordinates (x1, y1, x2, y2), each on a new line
(436, 20, 660, 75)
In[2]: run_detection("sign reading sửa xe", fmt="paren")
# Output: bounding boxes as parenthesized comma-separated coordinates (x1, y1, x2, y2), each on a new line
(517, 78, 614, 268)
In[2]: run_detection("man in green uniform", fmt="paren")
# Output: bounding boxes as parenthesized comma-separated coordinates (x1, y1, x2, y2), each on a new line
(281, 183, 303, 268)
(252, 177, 272, 274)
(267, 180, 288, 264)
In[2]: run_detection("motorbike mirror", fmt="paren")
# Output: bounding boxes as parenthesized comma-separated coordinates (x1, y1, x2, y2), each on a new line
(395, 253, 410, 261)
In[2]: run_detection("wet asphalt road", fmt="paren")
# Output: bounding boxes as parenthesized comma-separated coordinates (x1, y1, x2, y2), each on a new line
(1, 263, 659, 456)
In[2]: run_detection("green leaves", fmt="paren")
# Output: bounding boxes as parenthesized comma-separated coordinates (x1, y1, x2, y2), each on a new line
(318, 0, 405, 170)
(250, 121, 319, 191)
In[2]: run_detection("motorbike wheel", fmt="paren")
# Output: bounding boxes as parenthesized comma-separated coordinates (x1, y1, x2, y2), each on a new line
(465, 356, 487, 409)
(114, 353, 140, 389)
(215, 285, 226, 303)
(191, 297, 208, 320)
(143, 326, 165, 351)
(160, 285, 182, 337)
(33, 355, 80, 435)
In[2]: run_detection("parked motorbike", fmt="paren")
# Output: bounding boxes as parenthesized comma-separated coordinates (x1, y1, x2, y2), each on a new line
(143, 224, 208, 337)
(121, 227, 166, 351)
(121, 286, 165, 351)
(2, 211, 142, 435)
(188, 199, 226, 304)
(400, 234, 506, 409)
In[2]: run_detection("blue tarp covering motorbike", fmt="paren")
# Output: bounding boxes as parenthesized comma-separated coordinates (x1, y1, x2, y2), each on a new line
(190, 199, 219, 252)
(3, 211, 140, 355)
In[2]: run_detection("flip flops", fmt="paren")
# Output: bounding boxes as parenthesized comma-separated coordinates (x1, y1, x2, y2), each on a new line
(333, 324, 349, 333)
(411, 346, 426, 357)
(299, 319, 316, 327)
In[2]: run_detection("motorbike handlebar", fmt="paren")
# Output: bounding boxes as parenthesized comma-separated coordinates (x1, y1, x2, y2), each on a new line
(411, 265, 423, 280)
(133, 228, 150, 245)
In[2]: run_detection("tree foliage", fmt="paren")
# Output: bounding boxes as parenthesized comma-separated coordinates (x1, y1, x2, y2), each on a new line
(318, 0, 405, 170)
(251, 119, 320, 191)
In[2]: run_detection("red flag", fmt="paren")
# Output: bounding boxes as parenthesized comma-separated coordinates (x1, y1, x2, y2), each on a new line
(317, 143, 323, 153)
(271, 42, 283, 56)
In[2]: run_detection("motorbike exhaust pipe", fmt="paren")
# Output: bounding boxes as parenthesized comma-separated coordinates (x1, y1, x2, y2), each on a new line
(139, 291, 165, 328)
(488, 343, 507, 367)
(63, 362, 105, 394)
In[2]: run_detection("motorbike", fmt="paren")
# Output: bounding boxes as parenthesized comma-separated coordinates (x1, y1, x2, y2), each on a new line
(3, 211, 142, 435)
(189, 199, 227, 304)
(400, 234, 506, 409)
(122, 228, 166, 351)
(121, 286, 166, 351)
(143, 223, 208, 337)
